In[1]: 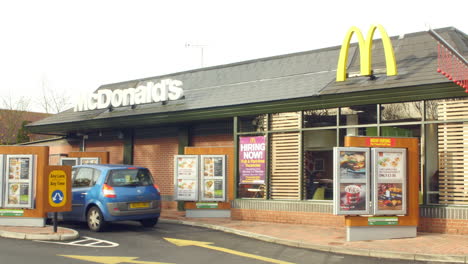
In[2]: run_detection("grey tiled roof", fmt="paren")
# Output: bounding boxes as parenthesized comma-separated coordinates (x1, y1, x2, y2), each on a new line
(30, 27, 467, 130)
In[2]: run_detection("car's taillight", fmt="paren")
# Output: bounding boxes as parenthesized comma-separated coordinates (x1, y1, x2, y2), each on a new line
(103, 184, 116, 198)
(153, 184, 160, 194)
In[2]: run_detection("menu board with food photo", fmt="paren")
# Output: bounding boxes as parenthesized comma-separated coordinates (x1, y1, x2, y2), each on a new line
(203, 179, 224, 199)
(377, 183, 403, 211)
(5, 155, 34, 208)
(202, 157, 224, 177)
(176, 156, 197, 178)
(376, 151, 405, 180)
(174, 155, 199, 201)
(8, 157, 31, 180)
(80, 157, 100, 165)
(338, 150, 368, 180)
(339, 183, 367, 211)
(176, 179, 197, 200)
(200, 155, 226, 201)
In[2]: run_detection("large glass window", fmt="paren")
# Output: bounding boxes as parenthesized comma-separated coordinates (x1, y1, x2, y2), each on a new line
(340, 105, 377, 125)
(239, 115, 267, 132)
(303, 108, 337, 128)
(425, 123, 439, 204)
(303, 130, 336, 200)
(381, 102, 422, 123)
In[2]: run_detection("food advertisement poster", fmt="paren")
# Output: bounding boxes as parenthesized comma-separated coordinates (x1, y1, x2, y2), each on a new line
(338, 151, 367, 180)
(5, 155, 34, 208)
(239, 136, 266, 184)
(376, 151, 404, 180)
(339, 183, 367, 211)
(333, 147, 370, 215)
(377, 183, 403, 211)
(201, 155, 226, 202)
(174, 155, 199, 201)
(372, 148, 407, 215)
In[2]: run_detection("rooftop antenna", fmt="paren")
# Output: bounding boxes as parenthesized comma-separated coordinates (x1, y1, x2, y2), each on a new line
(185, 43, 207, 68)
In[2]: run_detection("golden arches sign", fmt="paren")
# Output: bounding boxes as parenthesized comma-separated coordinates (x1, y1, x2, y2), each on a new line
(336, 25, 398, 82)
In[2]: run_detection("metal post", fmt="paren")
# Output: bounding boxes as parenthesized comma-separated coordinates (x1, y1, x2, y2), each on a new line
(53, 212, 58, 233)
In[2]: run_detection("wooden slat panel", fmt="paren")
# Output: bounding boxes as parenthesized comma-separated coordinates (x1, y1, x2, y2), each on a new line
(438, 99, 468, 204)
(270, 127, 301, 200)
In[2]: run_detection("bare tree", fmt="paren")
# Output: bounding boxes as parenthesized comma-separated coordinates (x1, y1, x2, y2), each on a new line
(36, 76, 72, 114)
(0, 95, 31, 145)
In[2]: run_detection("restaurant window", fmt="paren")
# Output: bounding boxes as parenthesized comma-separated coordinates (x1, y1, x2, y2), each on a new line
(425, 123, 439, 204)
(239, 114, 267, 132)
(303, 130, 336, 200)
(340, 105, 377, 125)
(379, 124, 421, 138)
(339, 127, 377, 146)
(303, 108, 337, 128)
(381, 101, 422, 123)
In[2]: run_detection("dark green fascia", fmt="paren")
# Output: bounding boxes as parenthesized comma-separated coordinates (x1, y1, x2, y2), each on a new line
(123, 128, 134, 165)
(178, 126, 190, 155)
(28, 83, 467, 135)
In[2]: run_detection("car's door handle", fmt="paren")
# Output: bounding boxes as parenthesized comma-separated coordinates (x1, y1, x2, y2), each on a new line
(81, 193, 87, 195)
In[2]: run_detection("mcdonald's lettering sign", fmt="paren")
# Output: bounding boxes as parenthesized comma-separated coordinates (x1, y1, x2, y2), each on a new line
(336, 25, 398, 82)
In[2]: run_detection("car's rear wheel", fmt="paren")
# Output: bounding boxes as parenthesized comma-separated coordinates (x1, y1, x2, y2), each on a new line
(87, 206, 107, 232)
(140, 217, 159, 227)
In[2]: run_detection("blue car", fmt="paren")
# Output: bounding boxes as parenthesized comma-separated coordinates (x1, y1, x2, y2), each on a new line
(58, 164, 161, 232)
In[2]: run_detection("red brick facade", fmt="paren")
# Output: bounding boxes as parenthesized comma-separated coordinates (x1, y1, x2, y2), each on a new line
(418, 217, 468, 235)
(133, 137, 179, 196)
(84, 140, 124, 164)
(231, 209, 345, 227)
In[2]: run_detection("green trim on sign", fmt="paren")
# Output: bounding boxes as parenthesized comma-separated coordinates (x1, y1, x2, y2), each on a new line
(368, 216, 399, 226)
(0, 209, 24, 216)
(196, 203, 218, 209)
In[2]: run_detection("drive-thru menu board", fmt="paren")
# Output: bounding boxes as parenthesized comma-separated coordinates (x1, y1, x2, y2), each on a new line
(333, 147, 407, 216)
(174, 155, 199, 201)
(334, 148, 371, 215)
(174, 155, 226, 202)
(200, 155, 226, 202)
(4, 155, 35, 208)
(373, 148, 407, 215)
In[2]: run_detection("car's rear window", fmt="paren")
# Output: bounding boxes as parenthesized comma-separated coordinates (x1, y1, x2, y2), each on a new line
(107, 169, 154, 187)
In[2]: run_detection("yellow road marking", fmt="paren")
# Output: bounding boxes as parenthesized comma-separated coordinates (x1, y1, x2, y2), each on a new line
(59, 255, 174, 264)
(164, 238, 295, 264)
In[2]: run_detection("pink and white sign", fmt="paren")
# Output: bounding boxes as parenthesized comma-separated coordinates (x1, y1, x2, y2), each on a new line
(239, 136, 266, 184)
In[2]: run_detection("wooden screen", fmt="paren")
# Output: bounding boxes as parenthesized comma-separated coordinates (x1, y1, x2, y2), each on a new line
(269, 112, 301, 200)
(438, 99, 468, 204)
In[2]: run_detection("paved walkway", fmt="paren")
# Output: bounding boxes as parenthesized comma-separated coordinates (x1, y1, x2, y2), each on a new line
(2, 213, 468, 263)
(160, 214, 468, 263)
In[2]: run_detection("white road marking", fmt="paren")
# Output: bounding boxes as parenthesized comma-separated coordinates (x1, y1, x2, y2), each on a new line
(36, 236, 119, 248)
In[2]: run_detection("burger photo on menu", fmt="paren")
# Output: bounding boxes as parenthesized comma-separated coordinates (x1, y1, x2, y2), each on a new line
(339, 151, 367, 180)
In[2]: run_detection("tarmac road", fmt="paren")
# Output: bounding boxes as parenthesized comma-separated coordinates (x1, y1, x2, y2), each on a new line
(0, 221, 458, 264)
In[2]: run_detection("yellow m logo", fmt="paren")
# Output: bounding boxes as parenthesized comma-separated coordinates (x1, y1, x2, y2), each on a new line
(336, 25, 398, 82)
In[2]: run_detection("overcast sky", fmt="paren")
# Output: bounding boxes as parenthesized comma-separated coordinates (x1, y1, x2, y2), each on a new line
(0, 0, 466, 112)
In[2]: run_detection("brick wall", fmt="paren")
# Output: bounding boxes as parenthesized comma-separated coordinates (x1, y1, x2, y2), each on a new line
(85, 140, 124, 164)
(232, 208, 345, 226)
(191, 134, 233, 147)
(419, 217, 468, 234)
(133, 137, 178, 196)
